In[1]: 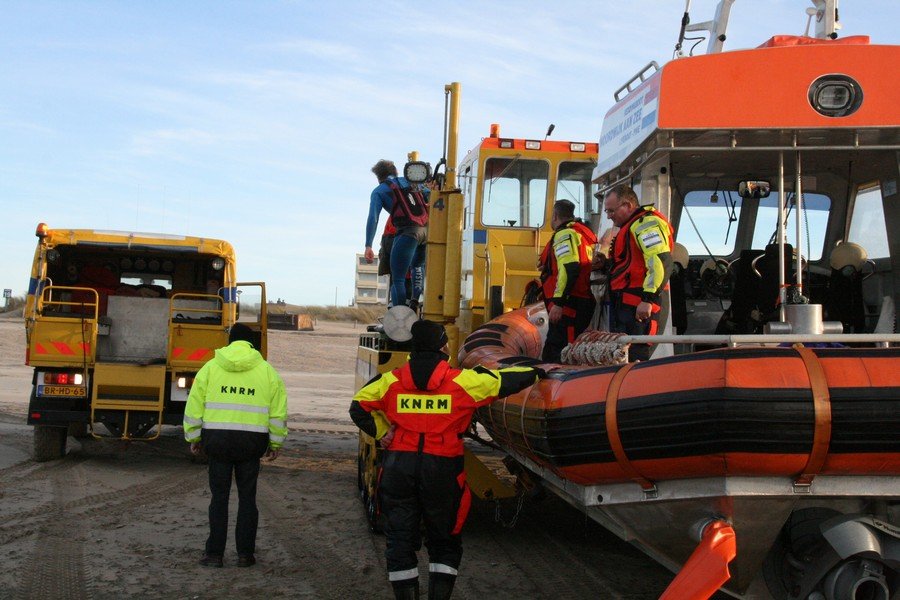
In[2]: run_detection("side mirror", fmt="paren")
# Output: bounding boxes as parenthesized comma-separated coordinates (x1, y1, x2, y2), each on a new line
(738, 180, 771, 199)
(404, 161, 432, 184)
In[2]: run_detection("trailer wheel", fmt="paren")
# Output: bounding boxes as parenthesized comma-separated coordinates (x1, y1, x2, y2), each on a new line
(357, 433, 385, 534)
(33, 425, 67, 462)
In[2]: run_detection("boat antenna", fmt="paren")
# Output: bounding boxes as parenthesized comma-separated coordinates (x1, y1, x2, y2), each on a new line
(674, 0, 735, 58)
(673, 0, 692, 59)
(803, 7, 817, 37)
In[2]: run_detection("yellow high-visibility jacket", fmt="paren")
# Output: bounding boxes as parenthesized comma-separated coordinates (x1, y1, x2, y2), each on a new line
(183, 340, 288, 454)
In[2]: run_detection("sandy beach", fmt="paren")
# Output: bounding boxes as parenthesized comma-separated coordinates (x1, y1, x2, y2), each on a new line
(0, 316, 676, 599)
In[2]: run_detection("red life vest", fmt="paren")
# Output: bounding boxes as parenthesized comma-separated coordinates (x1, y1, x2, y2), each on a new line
(609, 206, 673, 306)
(388, 181, 428, 228)
(539, 220, 597, 301)
(378, 361, 488, 457)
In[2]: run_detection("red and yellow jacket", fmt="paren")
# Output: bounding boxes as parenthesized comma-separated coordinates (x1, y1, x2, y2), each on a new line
(350, 354, 539, 457)
(539, 219, 597, 306)
(609, 206, 674, 307)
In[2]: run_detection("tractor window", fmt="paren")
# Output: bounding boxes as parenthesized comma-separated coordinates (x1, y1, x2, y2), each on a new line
(676, 190, 744, 256)
(481, 157, 548, 227)
(751, 193, 830, 260)
(556, 161, 596, 221)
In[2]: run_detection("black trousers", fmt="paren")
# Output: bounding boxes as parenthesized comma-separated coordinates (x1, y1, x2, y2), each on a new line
(542, 297, 595, 363)
(610, 295, 668, 362)
(379, 451, 468, 580)
(206, 456, 261, 557)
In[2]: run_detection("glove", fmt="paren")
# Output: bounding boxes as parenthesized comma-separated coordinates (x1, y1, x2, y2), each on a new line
(534, 367, 549, 379)
(379, 424, 396, 449)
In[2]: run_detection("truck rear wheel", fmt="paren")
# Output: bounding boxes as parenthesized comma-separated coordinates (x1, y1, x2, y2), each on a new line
(67, 422, 88, 438)
(33, 425, 67, 462)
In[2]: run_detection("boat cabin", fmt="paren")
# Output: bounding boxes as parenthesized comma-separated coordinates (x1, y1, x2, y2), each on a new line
(593, 35, 899, 354)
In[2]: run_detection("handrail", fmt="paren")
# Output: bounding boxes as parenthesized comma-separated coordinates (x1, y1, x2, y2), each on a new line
(613, 62, 659, 102)
(169, 292, 224, 317)
(596, 142, 900, 190)
(616, 333, 900, 346)
(38, 285, 99, 321)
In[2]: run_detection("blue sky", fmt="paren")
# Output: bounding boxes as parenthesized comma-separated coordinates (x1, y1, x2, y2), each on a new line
(2, 1, 896, 306)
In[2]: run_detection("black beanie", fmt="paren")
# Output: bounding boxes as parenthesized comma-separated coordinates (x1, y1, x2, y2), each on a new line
(229, 323, 259, 349)
(410, 319, 448, 353)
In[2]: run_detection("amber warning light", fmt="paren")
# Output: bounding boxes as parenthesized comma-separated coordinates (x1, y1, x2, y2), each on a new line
(35, 222, 49, 238)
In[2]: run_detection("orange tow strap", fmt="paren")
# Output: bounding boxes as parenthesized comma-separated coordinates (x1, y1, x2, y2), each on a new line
(604, 362, 656, 492)
(793, 343, 832, 487)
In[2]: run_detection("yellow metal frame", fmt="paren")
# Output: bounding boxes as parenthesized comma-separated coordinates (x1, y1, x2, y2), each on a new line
(167, 293, 228, 369)
(90, 363, 167, 440)
(28, 286, 99, 367)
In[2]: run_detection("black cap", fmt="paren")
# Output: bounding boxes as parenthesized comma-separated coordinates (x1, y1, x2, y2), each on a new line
(229, 323, 259, 349)
(410, 319, 448, 353)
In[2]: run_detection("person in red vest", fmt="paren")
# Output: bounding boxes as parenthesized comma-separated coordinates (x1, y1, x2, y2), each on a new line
(601, 184, 674, 361)
(349, 320, 543, 600)
(538, 199, 598, 362)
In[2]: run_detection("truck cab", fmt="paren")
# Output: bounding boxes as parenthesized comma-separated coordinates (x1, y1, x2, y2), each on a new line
(457, 125, 599, 333)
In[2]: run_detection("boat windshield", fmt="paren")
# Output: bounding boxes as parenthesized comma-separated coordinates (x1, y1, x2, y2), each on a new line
(848, 184, 890, 259)
(676, 190, 744, 257)
(751, 192, 831, 260)
(482, 157, 548, 227)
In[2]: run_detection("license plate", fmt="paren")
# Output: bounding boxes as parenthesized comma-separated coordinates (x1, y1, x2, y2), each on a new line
(38, 385, 87, 397)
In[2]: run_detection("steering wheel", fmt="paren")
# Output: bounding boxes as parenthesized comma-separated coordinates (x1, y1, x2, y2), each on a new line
(700, 258, 736, 298)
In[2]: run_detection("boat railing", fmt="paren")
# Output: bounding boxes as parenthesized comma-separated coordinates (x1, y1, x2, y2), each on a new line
(613, 62, 659, 102)
(620, 333, 900, 350)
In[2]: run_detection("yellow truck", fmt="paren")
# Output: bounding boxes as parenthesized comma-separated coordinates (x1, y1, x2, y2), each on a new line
(23, 223, 267, 461)
(356, 83, 600, 528)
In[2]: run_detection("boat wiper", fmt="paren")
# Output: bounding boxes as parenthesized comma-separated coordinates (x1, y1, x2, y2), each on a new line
(723, 189, 738, 246)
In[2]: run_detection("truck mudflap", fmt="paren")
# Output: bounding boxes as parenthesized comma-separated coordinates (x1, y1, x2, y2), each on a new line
(90, 363, 166, 440)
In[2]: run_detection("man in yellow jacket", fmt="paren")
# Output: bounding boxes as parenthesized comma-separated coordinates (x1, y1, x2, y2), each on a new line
(183, 323, 288, 568)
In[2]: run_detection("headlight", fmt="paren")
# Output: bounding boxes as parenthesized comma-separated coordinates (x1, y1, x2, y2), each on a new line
(403, 161, 432, 184)
(808, 74, 862, 117)
(211, 258, 225, 271)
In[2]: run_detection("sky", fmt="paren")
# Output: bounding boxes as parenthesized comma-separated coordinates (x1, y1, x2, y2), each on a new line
(1, 0, 897, 306)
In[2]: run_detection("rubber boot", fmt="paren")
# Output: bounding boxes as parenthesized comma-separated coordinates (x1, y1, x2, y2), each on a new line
(428, 573, 456, 600)
(391, 579, 420, 600)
